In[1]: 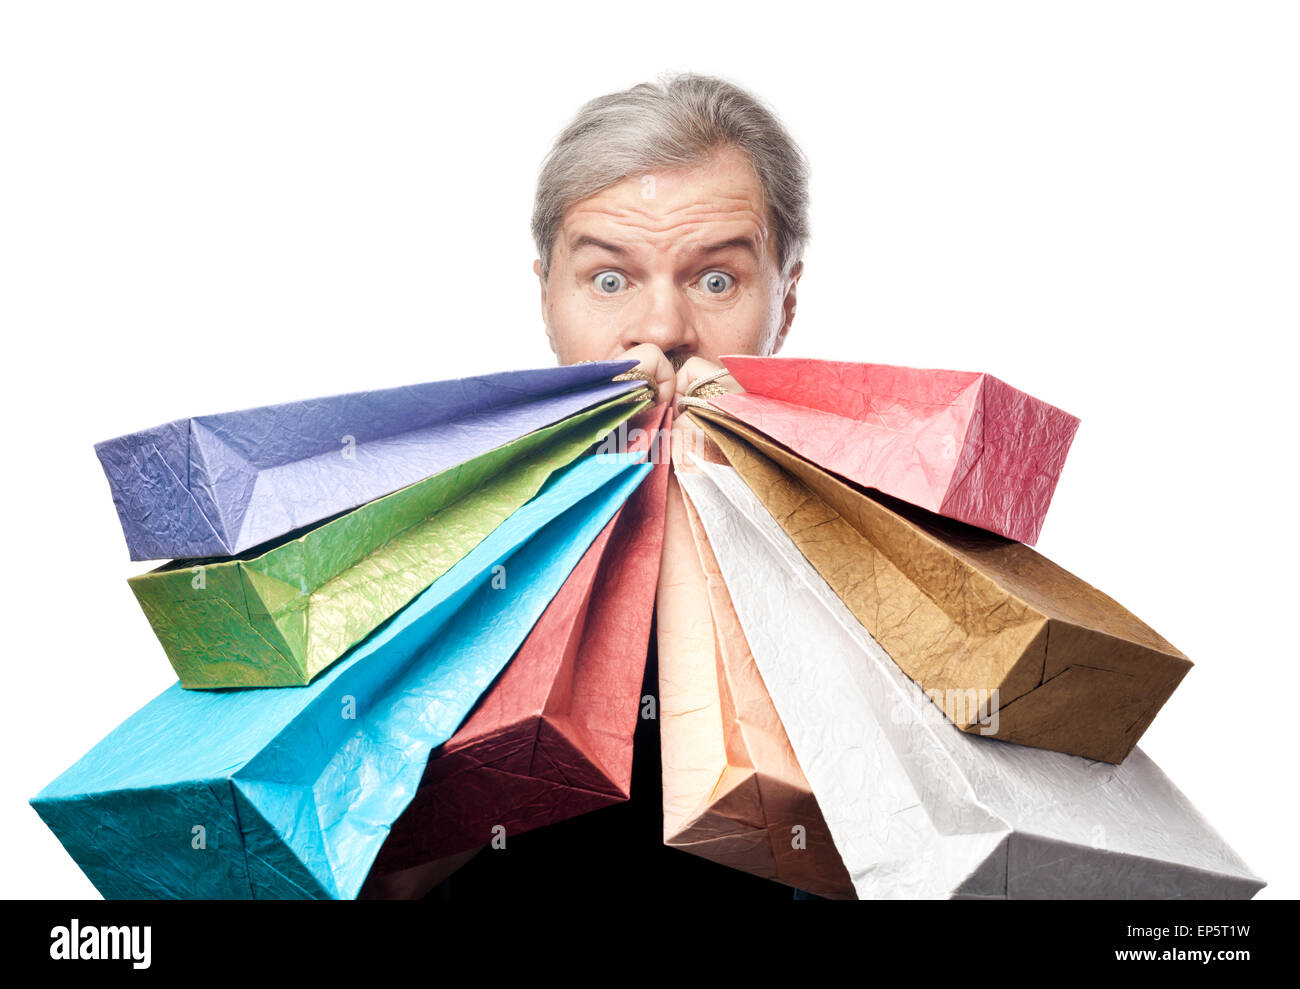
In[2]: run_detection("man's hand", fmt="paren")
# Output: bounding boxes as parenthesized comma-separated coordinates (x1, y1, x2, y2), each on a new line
(674, 356, 741, 408)
(616, 343, 679, 407)
(614, 346, 743, 409)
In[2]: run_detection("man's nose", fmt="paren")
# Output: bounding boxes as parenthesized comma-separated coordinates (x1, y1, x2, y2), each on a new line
(619, 277, 698, 356)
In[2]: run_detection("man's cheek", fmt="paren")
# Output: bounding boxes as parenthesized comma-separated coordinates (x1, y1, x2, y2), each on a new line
(701, 302, 767, 355)
(552, 299, 618, 361)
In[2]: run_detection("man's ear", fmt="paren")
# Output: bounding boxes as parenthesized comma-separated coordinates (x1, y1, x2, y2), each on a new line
(533, 258, 556, 355)
(771, 260, 802, 356)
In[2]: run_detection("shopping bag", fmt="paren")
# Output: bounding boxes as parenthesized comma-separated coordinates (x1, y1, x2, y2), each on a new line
(31, 451, 653, 899)
(689, 407, 1189, 764)
(678, 453, 1264, 899)
(130, 388, 649, 687)
(363, 405, 671, 891)
(657, 418, 855, 898)
(707, 356, 1080, 544)
(97, 360, 643, 560)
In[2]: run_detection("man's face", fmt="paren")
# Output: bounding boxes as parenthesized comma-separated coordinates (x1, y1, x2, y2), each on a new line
(535, 144, 801, 368)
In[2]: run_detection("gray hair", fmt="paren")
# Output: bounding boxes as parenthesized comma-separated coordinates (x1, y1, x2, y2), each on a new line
(531, 73, 809, 279)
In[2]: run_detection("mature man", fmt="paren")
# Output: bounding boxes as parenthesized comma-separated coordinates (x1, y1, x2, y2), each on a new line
(532, 72, 808, 410)
(432, 74, 811, 901)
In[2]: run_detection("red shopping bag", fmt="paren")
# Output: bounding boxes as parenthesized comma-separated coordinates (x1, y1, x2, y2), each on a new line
(709, 356, 1080, 545)
(362, 405, 671, 896)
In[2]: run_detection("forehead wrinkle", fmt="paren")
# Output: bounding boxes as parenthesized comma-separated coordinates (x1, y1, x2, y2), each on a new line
(555, 143, 778, 262)
(567, 204, 769, 246)
(561, 163, 776, 266)
(562, 228, 773, 277)
(568, 220, 769, 264)
(578, 193, 764, 224)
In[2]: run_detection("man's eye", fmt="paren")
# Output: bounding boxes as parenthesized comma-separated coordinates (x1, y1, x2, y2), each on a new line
(593, 271, 628, 294)
(699, 271, 734, 294)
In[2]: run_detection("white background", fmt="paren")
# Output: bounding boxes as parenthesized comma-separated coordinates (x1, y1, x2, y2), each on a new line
(1, 1, 1295, 899)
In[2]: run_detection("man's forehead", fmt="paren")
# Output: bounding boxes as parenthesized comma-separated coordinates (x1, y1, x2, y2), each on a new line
(558, 147, 774, 259)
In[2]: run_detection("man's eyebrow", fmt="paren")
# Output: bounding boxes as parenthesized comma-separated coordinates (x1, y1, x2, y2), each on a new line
(568, 234, 628, 256)
(690, 236, 761, 258)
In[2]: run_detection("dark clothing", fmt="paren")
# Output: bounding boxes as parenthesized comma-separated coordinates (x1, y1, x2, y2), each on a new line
(426, 617, 793, 902)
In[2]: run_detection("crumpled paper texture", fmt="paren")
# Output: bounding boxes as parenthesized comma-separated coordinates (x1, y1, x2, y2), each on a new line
(679, 455, 1264, 900)
(363, 406, 672, 894)
(31, 452, 652, 900)
(657, 416, 855, 898)
(129, 390, 649, 688)
(690, 407, 1189, 765)
(712, 356, 1080, 545)
(97, 360, 641, 561)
